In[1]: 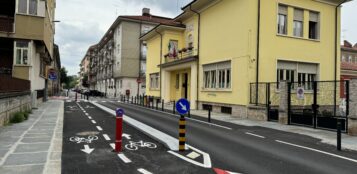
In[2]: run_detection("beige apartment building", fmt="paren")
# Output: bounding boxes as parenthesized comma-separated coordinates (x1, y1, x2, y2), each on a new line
(0, 0, 57, 105)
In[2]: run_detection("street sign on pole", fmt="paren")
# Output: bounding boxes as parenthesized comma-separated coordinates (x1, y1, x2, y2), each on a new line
(176, 98, 190, 115)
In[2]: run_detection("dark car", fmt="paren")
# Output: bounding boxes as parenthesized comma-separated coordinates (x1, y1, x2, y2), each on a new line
(89, 90, 104, 97)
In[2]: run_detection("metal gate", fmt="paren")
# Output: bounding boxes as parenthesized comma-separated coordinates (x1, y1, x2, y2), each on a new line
(288, 81, 349, 132)
(250, 83, 279, 122)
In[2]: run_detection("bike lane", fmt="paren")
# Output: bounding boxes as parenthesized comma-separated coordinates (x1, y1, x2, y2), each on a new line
(63, 101, 214, 174)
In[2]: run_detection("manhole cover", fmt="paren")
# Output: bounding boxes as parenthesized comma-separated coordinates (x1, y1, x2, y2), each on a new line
(76, 131, 100, 136)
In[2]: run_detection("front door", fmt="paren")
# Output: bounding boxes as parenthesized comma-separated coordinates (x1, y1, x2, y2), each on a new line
(182, 73, 188, 99)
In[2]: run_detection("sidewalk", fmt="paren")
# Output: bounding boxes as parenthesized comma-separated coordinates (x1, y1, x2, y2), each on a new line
(162, 102, 357, 151)
(0, 100, 63, 174)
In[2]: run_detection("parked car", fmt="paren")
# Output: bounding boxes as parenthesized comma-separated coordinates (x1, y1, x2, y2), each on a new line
(89, 90, 104, 97)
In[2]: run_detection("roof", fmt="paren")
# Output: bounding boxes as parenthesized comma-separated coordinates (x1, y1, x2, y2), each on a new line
(120, 15, 176, 25)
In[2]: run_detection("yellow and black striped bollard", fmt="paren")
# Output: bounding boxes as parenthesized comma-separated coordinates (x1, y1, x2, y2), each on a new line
(179, 115, 186, 151)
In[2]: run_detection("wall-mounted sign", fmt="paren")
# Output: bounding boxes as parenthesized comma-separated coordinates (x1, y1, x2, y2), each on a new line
(297, 87, 304, 100)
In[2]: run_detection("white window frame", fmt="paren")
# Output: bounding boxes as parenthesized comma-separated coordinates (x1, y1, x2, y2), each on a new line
(17, 0, 39, 16)
(150, 73, 160, 89)
(203, 61, 231, 90)
(277, 5, 288, 35)
(293, 8, 304, 37)
(14, 40, 31, 66)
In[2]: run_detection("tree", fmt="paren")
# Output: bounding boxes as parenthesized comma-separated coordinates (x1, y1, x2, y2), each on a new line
(60, 67, 69, 87)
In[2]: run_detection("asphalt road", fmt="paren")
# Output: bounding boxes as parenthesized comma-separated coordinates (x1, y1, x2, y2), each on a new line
(62, 101, 214, 174)
(98, 100, 357, 174)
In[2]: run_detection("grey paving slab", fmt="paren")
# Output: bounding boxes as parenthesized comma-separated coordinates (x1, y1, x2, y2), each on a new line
(14, 143, 50, 153)
(25, 133, 52, 138)
(0, 165, 44, 174)
(4, 152, 47, 165)
(21, 137, 52, 143)
(0, 150, 7, 158)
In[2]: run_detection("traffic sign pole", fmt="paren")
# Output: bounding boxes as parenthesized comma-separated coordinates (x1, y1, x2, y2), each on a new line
(115, 108, 124, 153)
(179, 115, 186, 151)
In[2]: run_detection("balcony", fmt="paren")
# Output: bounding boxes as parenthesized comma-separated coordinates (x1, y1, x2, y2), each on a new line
(0, 16, 14, 33)
(161, 47, 198, 68)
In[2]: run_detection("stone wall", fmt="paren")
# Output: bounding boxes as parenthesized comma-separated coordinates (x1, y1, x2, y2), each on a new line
(348, 79, 357, 136)
(247, 105, 267, 121)
(197, 101, 247, 118)
(0, 93, 31, 126)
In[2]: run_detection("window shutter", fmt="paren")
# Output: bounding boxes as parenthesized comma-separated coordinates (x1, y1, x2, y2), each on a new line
(279, 5, 287, 15)
(298, 63, 318, 74)
(203, 63, 216, 71)
(294, 9, 304, 21)
(277, 61, 297, 70)
(309, 12, 319, 22)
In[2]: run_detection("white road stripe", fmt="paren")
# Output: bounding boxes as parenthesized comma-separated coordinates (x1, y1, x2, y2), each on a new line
(118, 153, 131, 163)
(96, 126, 102, 131)
(245, 132, 265, 139)
(91, 120, 96, 124)
(103, 134, 111, 141)
(110, 143, 115, 149)
(276, 140, 357, 163)
(88, 116, 92, 119)
(137, 168, 153, 174)
(85, 113, 89, 116)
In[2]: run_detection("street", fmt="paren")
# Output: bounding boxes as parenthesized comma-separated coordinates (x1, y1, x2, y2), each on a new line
(90, 99, 357, 174)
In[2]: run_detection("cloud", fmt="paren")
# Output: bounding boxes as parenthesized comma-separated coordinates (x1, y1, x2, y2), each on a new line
(55, 0, 193, 75)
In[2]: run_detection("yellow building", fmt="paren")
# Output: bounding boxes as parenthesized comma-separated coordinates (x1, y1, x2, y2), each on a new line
(142, 0, 348, 117)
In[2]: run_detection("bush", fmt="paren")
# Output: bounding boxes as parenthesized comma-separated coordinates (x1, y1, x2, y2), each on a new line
(10, 112, 25, 123)
(23, 111, 29, 120)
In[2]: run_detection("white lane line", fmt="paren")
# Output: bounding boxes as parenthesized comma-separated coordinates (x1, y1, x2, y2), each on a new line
(102, 101, 107, 103)
(85, 113, 89, 116)
(245, 132, 265, 139)
(96, 126, 102, 131)
(117, 101, 232, 130)
(88, 116, 92, 119)
(137, 168, 153, 174)
(276, 140, 357, 163)
(110, 143, 115, 149)
(91, 120, 96, 124)
(103, 134, 111, 141)
(187, 151, 200, 159)
(118, 153, 131, 163)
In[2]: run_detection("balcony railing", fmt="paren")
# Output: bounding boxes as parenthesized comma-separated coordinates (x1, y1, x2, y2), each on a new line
(0, 16, 14, 33)
(164, 48, 198, 64)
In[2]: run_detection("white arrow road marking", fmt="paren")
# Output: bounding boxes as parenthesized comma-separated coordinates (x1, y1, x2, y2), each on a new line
(118, 153, 132, 163)
(81, 145, 94, 154)
(137, 168, 153, 174)
(122, 133, 131, 140)
(91, 120, 96, 124)
(187, 151, 200, 159)
(103, 134, 111, 141)
(179, 102, 187, 111)
(110, 143, 115, 149)
(168, 145, 211, 168)
(96, 126, 103, 131)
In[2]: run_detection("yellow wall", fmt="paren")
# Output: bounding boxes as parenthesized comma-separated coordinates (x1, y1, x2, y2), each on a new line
(15, 15, 45, 41)
(199, 0, 256, 106)
(169, 69, 191, 101)
(259, 0, 340, 83)
(13, 66, 30, 80)
(146, 35, 161, 97)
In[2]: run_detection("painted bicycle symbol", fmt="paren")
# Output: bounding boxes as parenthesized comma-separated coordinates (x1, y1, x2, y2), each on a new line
(125, 140, 157, 151)
(69, 136, 98, 144)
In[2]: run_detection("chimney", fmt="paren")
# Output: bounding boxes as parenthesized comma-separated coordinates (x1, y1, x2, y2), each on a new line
(344, 40, 352, 48)
(142, 8, 150, 16)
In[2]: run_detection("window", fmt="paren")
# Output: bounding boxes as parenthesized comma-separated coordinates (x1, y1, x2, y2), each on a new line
(40, 59, 46, 77)
(203, 61, 231, 89)
(277, 61, 318, 90)
(175, 74, 179, 89)
(168, 40, 178, 58)
(15, 40, 30, 65)
(293, 9, 304, 37)
(150, 73, 160, 89)
(342, 55, 346, 62)
(309, 11, 319, 39)
(348, 55, 353, 63)
(277, 5, 288, 35)
(18, 0, 38, 15)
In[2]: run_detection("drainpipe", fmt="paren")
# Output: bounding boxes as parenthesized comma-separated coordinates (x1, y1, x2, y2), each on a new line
(138, 21, 143, 96)
(189, 5, 201, 109)
(255, 0, 261, 105)
(334, 0, 347, 116)
(155, 29, 163, 99)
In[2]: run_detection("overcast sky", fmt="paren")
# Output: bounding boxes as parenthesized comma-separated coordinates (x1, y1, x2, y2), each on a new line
(55, 0, 357, 75)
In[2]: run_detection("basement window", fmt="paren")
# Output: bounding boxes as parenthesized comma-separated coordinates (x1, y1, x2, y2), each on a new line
(221, 106, 232, 114)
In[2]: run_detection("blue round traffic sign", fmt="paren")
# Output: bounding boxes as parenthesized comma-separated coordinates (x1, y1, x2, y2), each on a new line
(116, 108, 124, 117)
(176, 98, 190, 115)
